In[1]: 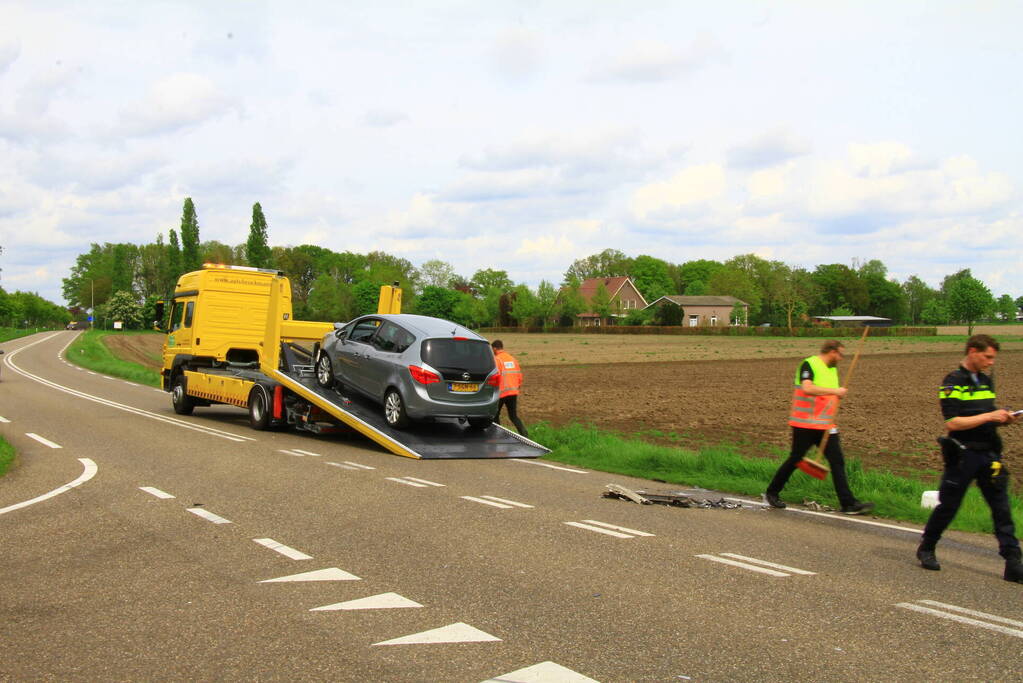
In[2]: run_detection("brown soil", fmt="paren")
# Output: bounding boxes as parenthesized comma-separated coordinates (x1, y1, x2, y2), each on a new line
(106, 332, 1023, 475)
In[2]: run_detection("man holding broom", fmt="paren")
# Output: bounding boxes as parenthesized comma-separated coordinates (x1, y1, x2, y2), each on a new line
(763, 339, 875, 515)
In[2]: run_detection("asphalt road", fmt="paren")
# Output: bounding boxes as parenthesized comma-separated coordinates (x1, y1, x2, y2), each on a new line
(1, 331, 1021, 682)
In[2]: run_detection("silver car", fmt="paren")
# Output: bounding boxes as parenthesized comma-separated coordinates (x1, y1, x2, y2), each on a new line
(315, 314, 500, 429)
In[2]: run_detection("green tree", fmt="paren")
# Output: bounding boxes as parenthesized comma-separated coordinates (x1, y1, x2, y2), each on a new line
(678, 259, 723, 293)
(201, 240, 238, 265)
(628, 254, 674, 302)
(946, 275, 994, 334)
(534, 280, 558, 329)
(167, 229, 182, 284)
(654, 302, 683, 325)
(104, 290, 143, 329)
(245, 202, 272, 268)
(921, 299, 950, 325)
(708, 267, 762, 321)
(901, 275, 936, 325)
(564, 248, 633, 283)
(590, 282, 612, 321)
(419, 259, 457, 288)
(684, 279, 708, 295)
(416, 285, 462, 319)
(555, 282, 586, 326)
(811, 263, 869, 314)
(509, 284, 540, 328)
(469, 268, 514, 294)
(352, 280, 382, 316)
(179, 197, 202, 272)
(996, 294, 1017, 322)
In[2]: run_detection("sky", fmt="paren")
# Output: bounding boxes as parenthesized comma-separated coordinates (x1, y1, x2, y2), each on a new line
(1, 0, 1021, 306)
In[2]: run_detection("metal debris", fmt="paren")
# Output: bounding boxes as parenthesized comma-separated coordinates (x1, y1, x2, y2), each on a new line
(802, 499, 837, 512)
(603, 484, 743, 509)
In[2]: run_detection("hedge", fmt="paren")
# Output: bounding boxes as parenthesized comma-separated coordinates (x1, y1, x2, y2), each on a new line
(478, 325, 937, 337)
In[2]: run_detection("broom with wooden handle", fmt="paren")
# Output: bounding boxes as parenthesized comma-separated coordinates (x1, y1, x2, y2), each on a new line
(796, 325, 870, 480)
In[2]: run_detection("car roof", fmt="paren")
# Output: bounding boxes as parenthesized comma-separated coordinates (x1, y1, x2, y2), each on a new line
(355, 313, 486, 341)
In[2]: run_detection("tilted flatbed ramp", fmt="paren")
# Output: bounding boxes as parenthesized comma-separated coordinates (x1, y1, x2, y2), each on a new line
(267, 367, 550, 460)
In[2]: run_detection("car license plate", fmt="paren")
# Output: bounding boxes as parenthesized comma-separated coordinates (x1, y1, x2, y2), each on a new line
(448, 382, 479, 393)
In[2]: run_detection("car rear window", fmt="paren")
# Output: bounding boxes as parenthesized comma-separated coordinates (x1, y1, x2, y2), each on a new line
(420, 338, 494, 375)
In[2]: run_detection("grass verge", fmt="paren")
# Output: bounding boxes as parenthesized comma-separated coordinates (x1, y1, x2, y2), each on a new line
(531, 422, 1021, 536)
(0, 327, 54, 343)
(0, 436, 13, 477)
(66, 330, 162, 387)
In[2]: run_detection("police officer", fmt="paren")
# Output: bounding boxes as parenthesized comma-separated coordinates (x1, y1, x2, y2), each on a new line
(917, 334, 1023, 583)
(491, 339, 528, 437)
(763, 339, 874, 514)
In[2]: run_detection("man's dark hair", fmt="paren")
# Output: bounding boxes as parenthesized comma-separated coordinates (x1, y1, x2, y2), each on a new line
(491, 339, 504, 350)
(966, 334, 1000, 354)
(820, 339, 845, 354)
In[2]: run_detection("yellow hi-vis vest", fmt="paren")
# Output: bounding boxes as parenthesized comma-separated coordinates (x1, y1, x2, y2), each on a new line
(787, 355, 839, 430)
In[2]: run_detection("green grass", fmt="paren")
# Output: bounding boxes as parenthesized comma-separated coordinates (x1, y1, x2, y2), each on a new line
(66, 330, 162, 387)
(0, 436, 13, 477)
(0, 327, 54, 343)
(531, 422, 1021, 536)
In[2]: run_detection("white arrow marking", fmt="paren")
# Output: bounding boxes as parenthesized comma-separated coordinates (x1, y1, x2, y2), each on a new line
(482, 661, 600, 682)
(311, 592, 423, 611)
(260, 567, 361, 583)
(373, 622, 501, 646)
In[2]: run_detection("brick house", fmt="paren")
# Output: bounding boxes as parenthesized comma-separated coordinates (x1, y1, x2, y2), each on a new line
(571, 276, 649, 326)
(644, 295, 749, 327)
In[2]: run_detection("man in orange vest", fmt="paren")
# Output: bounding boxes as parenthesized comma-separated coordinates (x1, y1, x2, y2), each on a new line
(491, 339, 528, 437)
(763, 339, 874, 514)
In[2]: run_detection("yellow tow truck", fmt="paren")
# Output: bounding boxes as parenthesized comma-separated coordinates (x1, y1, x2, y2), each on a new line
(158, 264, 548, 459)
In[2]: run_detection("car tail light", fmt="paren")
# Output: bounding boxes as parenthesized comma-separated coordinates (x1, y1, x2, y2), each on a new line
(486, 373, 500, 387)
(409, 365, 440, 385)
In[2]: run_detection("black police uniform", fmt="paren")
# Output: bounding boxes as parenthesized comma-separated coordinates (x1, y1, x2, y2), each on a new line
(920, 365, 1021, 570)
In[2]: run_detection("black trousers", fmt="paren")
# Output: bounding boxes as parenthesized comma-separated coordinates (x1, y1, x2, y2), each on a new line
(922, 445, 1020, 558)
(766, 428, 856, 507)
(495, 395, 528, 437)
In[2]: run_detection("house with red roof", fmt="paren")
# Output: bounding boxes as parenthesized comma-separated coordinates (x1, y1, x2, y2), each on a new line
(571, 276, 649, 326)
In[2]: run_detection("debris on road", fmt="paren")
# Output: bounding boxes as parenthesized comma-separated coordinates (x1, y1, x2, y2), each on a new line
(603, 484, 743, 509)
(802, 499, 837, 512)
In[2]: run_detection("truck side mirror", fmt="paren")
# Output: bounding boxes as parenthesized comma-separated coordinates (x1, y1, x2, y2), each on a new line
(153, 301, 165, 331)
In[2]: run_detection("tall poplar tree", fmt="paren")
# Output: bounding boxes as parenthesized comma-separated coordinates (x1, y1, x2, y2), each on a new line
(180, 197, 201, 272)
(245, 202, 272, 268)
(168, 229, 182, 286)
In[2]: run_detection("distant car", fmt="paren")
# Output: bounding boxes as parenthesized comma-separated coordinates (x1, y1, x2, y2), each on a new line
(315, 314, 499, 429)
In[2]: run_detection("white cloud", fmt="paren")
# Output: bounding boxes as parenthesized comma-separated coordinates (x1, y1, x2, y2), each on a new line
(728, 128, 811, 169)
(491, 27, 544, 83)
(631, 164, 727, 219)
(0, 39, 20, 74)
(118, 73, 235, 137)
(847, 141, 914, 177)
(515, 234, 575, 258)
(362, 108, 409, 128)
(587, 34, 727, 83)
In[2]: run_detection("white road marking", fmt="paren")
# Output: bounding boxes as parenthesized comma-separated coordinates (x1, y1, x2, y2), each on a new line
(4, 334, 256, 443)
(326, 461, 360, 470)
(373, 622, 501, 646)
(25, 433, 62, 449)
(139, 486, 175, 499)
(917, 600, 1023, 629)
(0, 415, 9, 423)
(462, 496, 514, 509)
(311, 592, 423, 611)
(695, 554, 790, 577)
(0, 458, 98, 516)
(564, 522, 635, 539)
(288, 448, 321, 456)
(725, 495, 923, 534)
(102, 376, 115, 380)
(896, 601, 1023, 639)
(253, 538, 312, 560)
(402, 476, 444, 487)
(279, 449, 308, 457)
(482, 661, 600, 682)
(719, 553, 816, 575)
(479, 495, 533, 508)
(386, 477, 429, 488)
(512, 459, 587, 473)
(187, 507, 232, 524)
(343, 461, 376, 470)
(260, 567, 360, 583)
(581, 520, 654, 536)
(88, 372, 97, 375)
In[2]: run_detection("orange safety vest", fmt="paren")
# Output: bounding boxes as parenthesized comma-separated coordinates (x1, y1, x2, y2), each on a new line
(787, 355, 839, 430)
(494, 349, 523, 399)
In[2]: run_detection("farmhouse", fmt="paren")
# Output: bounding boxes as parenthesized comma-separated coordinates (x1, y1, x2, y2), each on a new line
(573, 276, 648, 326)
(644, 295, 750, 327)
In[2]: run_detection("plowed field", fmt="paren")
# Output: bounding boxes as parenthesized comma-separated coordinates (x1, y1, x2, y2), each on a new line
(104, 331, 1023, 475)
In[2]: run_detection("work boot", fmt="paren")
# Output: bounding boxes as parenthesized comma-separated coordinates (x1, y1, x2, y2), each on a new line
(762, 492, 786, 509)
(917, 542, 940, 571)
(1004, 550, 1023, 583)
(841, 501, 874, 515)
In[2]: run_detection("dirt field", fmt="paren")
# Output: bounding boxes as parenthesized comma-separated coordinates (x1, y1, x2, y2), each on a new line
(104, 332, 1023, 476)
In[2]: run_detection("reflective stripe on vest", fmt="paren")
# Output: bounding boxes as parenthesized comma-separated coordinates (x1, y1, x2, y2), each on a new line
(788, 355, 839, 430)
(495, 350, 523, 398)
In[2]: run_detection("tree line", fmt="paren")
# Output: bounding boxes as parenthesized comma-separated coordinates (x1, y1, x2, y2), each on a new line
(58, 199, 1018, 331)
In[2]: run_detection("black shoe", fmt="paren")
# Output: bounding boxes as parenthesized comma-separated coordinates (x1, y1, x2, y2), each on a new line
(762, 492, 786, 509)
(917, 545, 941, 571)
(841, 501, 874, 515)
(1005, 560, 1023, 583)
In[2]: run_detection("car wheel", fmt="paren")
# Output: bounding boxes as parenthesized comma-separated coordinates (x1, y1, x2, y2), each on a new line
(467, 417, 492, 430)
(248, 386, 271, 430)
(171, 375, 195, 415)
(316, 353, 334, 389)
(384, 389, 410, 429)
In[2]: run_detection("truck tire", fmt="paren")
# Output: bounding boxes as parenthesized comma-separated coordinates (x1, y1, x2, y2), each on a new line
(316, 353, 334, 389)
(383, 389, 410, 429)
(248, 386, 271, 430)
(171, 375, 195, 415)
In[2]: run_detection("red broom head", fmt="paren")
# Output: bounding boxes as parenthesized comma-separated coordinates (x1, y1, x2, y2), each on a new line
(796, 458, 830, 480)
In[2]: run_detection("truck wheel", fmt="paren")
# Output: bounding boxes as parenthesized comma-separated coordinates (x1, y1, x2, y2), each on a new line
(171, 376, 195, 415)
(316, 353, 334, 389)
(384, 389, 410, 429)
(248, 386, 271, 430)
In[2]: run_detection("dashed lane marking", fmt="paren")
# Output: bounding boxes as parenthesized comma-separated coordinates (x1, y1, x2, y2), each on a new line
(696, 554, 790, 577)
(280, 449, 312, 457)
(478, 495, 533, 508)
(326, 462, 360, 470)
(482, 661, 600, 682)
(386, 477, 430, 488)
(0, 415, 9, 423)
(725, 495, 923, 534)
(25, 433, 62, 449)
(253, 538, 312, 560)
(288, 448, 321, 456)
(564, 520, 654, 539)
(0, 459, 98, 516)
(512, 459, 587, 474)
(373, 622, 501, 646)
(401, 476, 444, 487)
(188, 507, 232, 524)
(343, 461, 375, 470)
(896, 600, 1023, 638)
(462, 495, 533, 509)
(462, 496, 514, 509)
(718, 553, 816, 575)
(311, 592, 423, 611)
(139, 486, 175, 499)
(260, 567, 361, 583)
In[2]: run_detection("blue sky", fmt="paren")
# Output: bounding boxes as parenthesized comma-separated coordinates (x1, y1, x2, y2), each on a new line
(1, 1, 1021, 305)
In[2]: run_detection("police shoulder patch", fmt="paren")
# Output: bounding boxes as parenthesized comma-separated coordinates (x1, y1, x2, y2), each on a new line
(940, 385, 955, 398)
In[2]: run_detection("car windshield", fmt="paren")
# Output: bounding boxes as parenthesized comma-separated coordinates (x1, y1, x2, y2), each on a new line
(420, 338, 494, 374)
